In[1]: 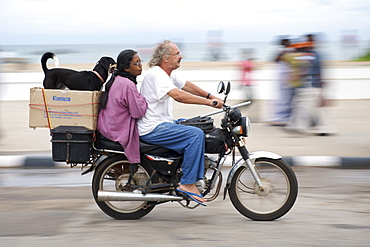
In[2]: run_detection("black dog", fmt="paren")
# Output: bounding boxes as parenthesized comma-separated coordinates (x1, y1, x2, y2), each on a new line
(41, 52, 116, 91)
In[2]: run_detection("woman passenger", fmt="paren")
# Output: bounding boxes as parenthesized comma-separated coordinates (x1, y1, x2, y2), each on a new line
(98, 49, 147, 165)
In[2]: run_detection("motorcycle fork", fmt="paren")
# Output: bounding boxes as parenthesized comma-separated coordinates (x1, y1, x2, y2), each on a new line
(238, 141, 264, 189)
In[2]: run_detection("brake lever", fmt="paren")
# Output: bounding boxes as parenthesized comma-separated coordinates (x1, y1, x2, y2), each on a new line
(223, 104, 230, 111)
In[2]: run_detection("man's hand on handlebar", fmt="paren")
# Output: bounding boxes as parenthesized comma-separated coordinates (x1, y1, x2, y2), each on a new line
(209, 97, 224, 109)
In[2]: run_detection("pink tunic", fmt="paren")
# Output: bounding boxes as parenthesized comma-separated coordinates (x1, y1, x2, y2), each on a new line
(97, 76, 147, 163)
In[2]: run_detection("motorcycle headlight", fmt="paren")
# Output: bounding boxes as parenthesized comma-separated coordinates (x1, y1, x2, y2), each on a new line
(232, 116, 250, 137)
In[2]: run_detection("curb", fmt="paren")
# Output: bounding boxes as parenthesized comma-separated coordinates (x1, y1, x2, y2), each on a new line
(0, 155, 60, 168)
(0, 155, 370, 168)
(284, 156, 370, 168)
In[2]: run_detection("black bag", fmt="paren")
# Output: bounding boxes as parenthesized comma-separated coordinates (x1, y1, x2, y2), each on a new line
(205, 128, 226, 153)
(178, 116, 215, 133)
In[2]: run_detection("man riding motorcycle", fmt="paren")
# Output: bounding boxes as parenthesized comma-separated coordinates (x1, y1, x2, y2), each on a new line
(138, 40, 224, 205)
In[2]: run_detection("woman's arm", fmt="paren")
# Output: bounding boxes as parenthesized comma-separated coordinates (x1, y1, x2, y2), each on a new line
(126, 86, 148, 119)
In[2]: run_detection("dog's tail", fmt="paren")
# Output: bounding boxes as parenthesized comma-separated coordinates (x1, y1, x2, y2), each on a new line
(41, 52, 59, 73)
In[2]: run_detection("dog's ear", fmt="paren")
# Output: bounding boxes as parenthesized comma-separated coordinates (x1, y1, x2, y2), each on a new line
(98, 57, 116, 70)
(109, 64, 117, 74)
(108, 58, 117, 73)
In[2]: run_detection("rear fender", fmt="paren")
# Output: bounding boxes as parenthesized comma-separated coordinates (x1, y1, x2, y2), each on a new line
(95, 154, 110, 167)
(81, 154, 109, 175)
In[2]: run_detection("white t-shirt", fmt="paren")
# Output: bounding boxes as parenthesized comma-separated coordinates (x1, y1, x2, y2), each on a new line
(138, 66, 186, 136)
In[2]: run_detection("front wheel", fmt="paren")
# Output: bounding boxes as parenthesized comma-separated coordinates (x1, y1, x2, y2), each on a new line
(92, 155, 155, 220)
(229, 158, 298, 221)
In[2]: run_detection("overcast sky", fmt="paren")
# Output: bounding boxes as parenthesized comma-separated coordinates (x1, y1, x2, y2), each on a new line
(0, 0, 369, 45)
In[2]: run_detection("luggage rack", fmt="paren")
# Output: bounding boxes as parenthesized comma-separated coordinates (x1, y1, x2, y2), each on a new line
(74, 143, 127, 175)
(92, 142, 126, 155)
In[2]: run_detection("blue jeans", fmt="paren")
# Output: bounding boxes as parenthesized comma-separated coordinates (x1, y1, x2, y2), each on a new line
(274, 85, 295, 122)
(140, 122, 205, 185)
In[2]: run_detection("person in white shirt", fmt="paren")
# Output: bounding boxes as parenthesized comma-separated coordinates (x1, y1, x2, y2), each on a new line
(138, 40, 223, 206)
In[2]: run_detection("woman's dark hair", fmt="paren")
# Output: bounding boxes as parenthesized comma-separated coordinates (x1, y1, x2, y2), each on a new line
(100, 49, 137, 109)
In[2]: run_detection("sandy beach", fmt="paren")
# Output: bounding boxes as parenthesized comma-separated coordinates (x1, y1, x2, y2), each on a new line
(2, 61, 239, 72)
(3, 60, 370, 73)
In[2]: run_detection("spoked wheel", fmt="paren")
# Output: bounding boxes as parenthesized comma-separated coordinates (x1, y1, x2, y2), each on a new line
(229, 158, 298, 221)
(92, 155, 155, 220)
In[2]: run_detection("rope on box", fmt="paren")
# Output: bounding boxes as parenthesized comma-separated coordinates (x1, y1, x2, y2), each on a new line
(29, 105, 99, 117)
(41, 88, 53, 129)
(30, 102, 100, 107)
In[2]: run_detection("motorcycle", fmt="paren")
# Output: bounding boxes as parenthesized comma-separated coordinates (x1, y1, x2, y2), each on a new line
(52, 81, 298, 221)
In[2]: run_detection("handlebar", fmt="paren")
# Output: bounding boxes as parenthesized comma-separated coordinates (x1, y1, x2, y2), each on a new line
(200, 101, 251, 118)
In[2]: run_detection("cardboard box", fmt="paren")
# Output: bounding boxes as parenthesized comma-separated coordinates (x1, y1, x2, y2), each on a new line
(29, 87, 101, 130)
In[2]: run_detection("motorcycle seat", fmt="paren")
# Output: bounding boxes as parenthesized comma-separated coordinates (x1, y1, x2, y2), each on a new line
(95, 132, 173, 155)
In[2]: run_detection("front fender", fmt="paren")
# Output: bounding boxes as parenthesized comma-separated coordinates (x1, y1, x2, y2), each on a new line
(224, 151, 282, 197)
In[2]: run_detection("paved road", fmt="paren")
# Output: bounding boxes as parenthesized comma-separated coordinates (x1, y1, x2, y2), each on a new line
(0, 167, 369, 246)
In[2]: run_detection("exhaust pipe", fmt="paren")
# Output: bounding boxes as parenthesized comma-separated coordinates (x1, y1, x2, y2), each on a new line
(98, 190, 184, 202)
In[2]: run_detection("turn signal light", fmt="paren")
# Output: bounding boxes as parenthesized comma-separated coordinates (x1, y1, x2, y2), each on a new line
(232, 126, 243, 135)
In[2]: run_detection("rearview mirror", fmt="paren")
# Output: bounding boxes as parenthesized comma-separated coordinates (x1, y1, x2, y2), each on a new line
(225, 81, 231, 95)
(217, 81, 225, 94)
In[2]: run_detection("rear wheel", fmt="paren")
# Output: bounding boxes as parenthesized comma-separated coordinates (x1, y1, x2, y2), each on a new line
(92, 155, 155, 220)
(229, 158, 298, 221)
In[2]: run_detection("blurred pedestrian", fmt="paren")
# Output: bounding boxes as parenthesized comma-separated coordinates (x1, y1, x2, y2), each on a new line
(284, 38, 335, 135)
(238, 48, 254, 102)
(305, 34, 336, 135)
(270, 38, 295, 126)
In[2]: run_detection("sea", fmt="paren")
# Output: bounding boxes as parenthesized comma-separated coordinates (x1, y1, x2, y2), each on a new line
(0, 40, 369, 64)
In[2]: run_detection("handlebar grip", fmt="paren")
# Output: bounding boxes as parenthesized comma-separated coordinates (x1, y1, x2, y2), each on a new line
(212, 101, 218, 106)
